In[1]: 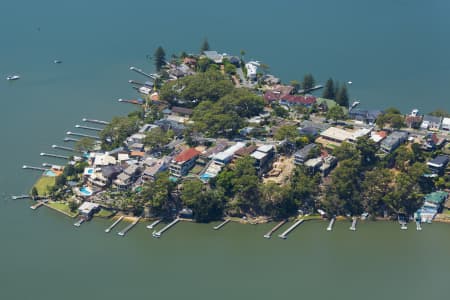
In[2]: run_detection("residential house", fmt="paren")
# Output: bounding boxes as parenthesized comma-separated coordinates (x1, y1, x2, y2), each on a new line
(405, 115, 423, 129)
(298, 127, 319, 138)
(78, 202, 100, 220)
(234, 145, 258, 160)
(319, 155, 338, 176)
(380, 131, 409, 153)
(93, 154, 117, 167)
(250, 145, 275, 176)
(427, 155, 449, 175)
(417, 191, 449, 222)
(143, 159, 168, 181)
(442, 117, 450, 131)
(203, 51, 223, 63)
(279, 95, 316, 107)
(155, 119, 186, 136)
(139, 124, 159, 133)
(129, 143, 144, 152)
(348, 109, 383, 124)
(114, 172, 132, 190)
(245, 61, 260, 81)
(100, 165, 122, 185)
(171, 106, 193, 117)
(421, 115, 442, 131)
(169, 148, 200, 177)
(304, 157, 323, 174)
(294, 144, 317, 165)
(212, 142, 246, 165)
(128, 133, 146, 144)
(316, 127, 371, 148)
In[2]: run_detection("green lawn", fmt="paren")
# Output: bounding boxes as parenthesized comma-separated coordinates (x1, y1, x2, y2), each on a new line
(94, 209, 115, 218)
(33, 176, 56, 196)
(46, 202, 78, 218)
(442, 209, 450, 216)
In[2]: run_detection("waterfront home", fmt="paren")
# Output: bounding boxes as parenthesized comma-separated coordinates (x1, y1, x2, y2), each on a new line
(139, 86, 152, 95)
(294, 144, 317, 165)
(169, 148, 200, 177)
(261, 74, 281, 85)
(155, 119, 186, 136)
(427, 155, 449, 175)
(127, 133, 146, 144)
(212, 142, 246, 165)
(202, 51, 223, 63)
(114, 172, 132, 190)
(100, 165, 122, 185)
(405, 115, 423, 129)
(421, 115, 442, 131)
(380, 131, 409, 153)
(279, 95, 316, 107)
(78, 202, 99, 220)
(245, 61, 260, 81)
(170, 106, 193, 117)
(348, 109, 383, 124)
(442, 117, 450, 131)
(179, 208, 193, 219)
(250, 145, 275, 176)
(417, 191, 449, 223)
(93, 153, 117, 167)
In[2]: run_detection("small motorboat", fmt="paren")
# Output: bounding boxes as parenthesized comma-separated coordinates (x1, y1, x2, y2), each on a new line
(54, 60, 62, 64)
(347, 81, 353, 85)
(6, 75, 20, 81)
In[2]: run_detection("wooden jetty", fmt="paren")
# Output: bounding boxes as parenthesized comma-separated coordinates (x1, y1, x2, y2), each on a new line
(105, 216, 124, 233)
(264, 220, 287, 238)
(327, 218, 335, 231)
(128, 80, 153, 87)
(82, 118, 109, 125)
(64, 137, 80, 143)
(213, 219, 230, 230)
(52, 145, 75, 152)
(12, 194, 30, 200)
(118, 98, 143, 105)
(129, 66, 157, 79)
(66, 131, 99, 140)
(146, 219, 162, 229)
(118, 217, 141, 236)
(40, 152, 69, 160)
(30, 201, 44, 210)
(278, 219, 304, 239)
(152, 218, 180, 238)
(22, 165, 48, 172)
(74, 218, 85, 227)
(75, 124, 102, 131)
(349, 217, 357, 231)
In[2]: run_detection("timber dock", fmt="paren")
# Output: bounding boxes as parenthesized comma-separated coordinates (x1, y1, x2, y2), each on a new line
(66, 131, 99, 140)
(12, 194, 30, 200)
(64, 137, 79, 143)
(129, 66, 157, 79)
(146, 219, 162, 229)
(327, 218, 335, 231)
(152, 218, 180, 238)
(105, 216, 124, 233)
(40, 152, 69, 160)
(74, 218, 85, 227)
(213, 219, 230, 230)
(264, 219, 287, 238)
(82, 118, 109, 125)
(278, 219, 304, 239)
(22, 165, 48, 172)
(52, 145, 75, 152)
(118, 98, 143, 105)
(75, 124, 102, 131)
(349, 217, 357, 231)
(118, 217, 140, 236)
(30, 201, 44, 210)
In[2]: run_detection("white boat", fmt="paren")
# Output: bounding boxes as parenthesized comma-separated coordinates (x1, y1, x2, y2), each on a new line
(350, 101, 360, 109)
(6, 75, 20, 81)
(347, 81, 353, 85)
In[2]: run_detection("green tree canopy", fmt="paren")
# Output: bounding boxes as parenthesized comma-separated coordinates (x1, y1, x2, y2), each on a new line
(322, 78, 335, 99)
(200, 38, 210, 53)
(302, 73, 315, 92)
(74, 137, 95, 153)
(326, 105, 346, 123)
(154, 46, 166, 72)
(335, 84, 349, 107)
(99, 116, 140, 150)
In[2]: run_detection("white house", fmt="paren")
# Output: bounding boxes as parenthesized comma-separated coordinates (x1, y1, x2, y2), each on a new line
(245, 61, 260, 81)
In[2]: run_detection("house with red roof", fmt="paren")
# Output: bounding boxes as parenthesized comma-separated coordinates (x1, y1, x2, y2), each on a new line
(169, 148, 200, 177)
(280, 95, 316, 107)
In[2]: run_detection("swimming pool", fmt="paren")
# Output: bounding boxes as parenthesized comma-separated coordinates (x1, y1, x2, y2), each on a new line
(79, 187, 93, 196)
(83, 168, 94, 176)
(45, 170, 56, 177)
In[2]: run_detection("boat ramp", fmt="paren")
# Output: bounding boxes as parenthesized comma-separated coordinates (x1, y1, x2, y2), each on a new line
(30, 201, 44, 210)
(278, 219, 304, 239)
(349, 217, 357, 231)
(327, 217, 335, 231)
(74, 218, 85, 227)
(105, 216, 124, 233)
(264, 219, 286, 238)
(118, 217, 141, 236)
(213, 219, 230, 230)
(152, 218, 180, 238)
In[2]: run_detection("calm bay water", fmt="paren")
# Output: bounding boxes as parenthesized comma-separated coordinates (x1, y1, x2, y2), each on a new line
(1, 0, 450, 299)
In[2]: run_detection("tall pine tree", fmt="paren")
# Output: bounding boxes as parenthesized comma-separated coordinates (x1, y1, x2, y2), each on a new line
(200, 38, 210, 53)
(335, 84, 349, 107)
(154, 46, 166, 72)
(322, 78, 335, 99)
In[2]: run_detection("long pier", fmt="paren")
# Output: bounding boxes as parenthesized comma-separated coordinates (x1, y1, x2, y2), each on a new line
(146, 219, 162, 229)
(52, 145, 75, 152)
(264, 219, 287, 238)
(40, 152, 69, 160)
(118, 98, 143, 105)
(349, 217, 357, 231)
(213, 219, 230, 230)
(12, 194, 30, 200)
(30, 201, 44, 210)
(327, 218, 335, 231)
(64, 137, 80, 143)
(152, 218, 180, 238)
(66, 131, 100, 140)
(75, 124, 102, 131)
(82, 118, 109, 125)
(118, 217, 141, 236)
(278, 219, 304, 239)
(129, 66, 156, 79)
(22, 165, 48, 171)
(105, 216, 124, 233)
